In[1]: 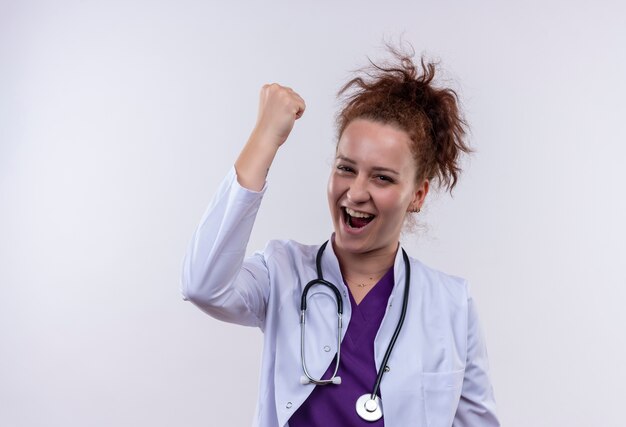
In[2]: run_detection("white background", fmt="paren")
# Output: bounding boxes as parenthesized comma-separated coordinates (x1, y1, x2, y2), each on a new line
(1, 1, 625, 426)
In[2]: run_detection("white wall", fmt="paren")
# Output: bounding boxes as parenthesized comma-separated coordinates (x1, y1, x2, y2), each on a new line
(1, 1, 625, 426)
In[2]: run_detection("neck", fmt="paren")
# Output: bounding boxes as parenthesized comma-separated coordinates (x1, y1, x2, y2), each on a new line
(332, 241, 399, 281)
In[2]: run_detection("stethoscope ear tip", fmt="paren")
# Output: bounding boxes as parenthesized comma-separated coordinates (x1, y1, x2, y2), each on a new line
(332, 376, 342, 385)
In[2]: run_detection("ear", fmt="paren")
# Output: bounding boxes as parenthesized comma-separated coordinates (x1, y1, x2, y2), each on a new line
(408, 179, 429, 212)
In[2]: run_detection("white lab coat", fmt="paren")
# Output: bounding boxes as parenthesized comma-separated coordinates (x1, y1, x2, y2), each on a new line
(181, 168, 500, 427)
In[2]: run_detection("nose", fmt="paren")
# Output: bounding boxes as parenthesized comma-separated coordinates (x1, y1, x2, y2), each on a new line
(347, 175, 370, 204)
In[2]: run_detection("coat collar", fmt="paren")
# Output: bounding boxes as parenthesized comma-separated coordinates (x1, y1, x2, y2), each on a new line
(320, 233, 408, 300)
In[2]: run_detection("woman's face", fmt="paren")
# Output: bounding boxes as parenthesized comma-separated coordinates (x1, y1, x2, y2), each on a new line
(327, 118, 429, 256)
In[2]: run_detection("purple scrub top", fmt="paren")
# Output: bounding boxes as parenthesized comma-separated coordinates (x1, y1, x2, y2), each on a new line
(289, 267, 395, 426)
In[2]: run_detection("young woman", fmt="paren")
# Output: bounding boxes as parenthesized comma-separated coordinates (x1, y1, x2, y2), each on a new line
(182, 48, 500, 427)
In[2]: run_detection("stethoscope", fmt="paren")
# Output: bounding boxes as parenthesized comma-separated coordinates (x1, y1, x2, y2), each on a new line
(299, 240, 411, 422)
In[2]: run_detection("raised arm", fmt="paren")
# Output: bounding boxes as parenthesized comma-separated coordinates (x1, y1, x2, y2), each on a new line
(181, 83, 305, 327)
(235, 83, 306, 191)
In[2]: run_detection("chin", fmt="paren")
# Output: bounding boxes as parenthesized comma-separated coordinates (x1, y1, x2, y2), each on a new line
(333, 231, 372, 255)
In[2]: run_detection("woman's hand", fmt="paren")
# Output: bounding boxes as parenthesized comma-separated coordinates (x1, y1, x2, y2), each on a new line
(234, 83, 306, 191)
(253, 83, 306, 148)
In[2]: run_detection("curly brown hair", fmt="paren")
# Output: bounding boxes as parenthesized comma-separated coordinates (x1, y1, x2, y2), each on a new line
(335, 44, 471, 194)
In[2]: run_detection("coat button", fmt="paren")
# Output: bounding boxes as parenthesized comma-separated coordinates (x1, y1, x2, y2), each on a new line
(286, 402, 293, 409)
(323, 345, 331, 352)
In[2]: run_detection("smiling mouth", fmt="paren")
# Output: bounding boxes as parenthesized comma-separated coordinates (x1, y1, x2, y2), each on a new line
(343, 207, 375, 229)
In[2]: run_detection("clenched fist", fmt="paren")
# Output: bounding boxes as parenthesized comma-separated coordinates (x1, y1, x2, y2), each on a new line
(234, 84, 306, 191)
(253, 83, 306, 148)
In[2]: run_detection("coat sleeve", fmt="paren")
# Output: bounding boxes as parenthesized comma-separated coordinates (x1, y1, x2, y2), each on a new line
(180, 167, 270, 328)
(453, 291, 500, 426)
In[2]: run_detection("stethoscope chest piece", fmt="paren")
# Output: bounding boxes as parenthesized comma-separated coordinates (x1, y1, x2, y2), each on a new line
(356, 393, 383, 422)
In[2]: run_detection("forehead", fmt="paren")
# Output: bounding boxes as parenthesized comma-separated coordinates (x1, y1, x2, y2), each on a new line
(336, 119, 415, 171)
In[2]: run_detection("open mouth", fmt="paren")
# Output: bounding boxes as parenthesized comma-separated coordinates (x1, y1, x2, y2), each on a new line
(343, 207, 375, 229)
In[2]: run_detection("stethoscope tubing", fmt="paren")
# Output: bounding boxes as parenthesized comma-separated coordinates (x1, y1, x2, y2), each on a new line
(299, 240, 410, 399)
(368, 248, 410, 400)
(300, 241, 344, 385)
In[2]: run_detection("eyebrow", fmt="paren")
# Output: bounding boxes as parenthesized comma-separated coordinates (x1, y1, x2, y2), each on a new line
(336, 155, 400, 175)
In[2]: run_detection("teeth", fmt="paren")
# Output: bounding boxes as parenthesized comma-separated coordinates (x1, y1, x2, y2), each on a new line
(345, 207, 374, 219)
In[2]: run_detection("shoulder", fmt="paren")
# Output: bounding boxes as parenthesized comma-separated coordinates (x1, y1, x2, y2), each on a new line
(257, 238, 321, 265)
(406, 254, 469, 309)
